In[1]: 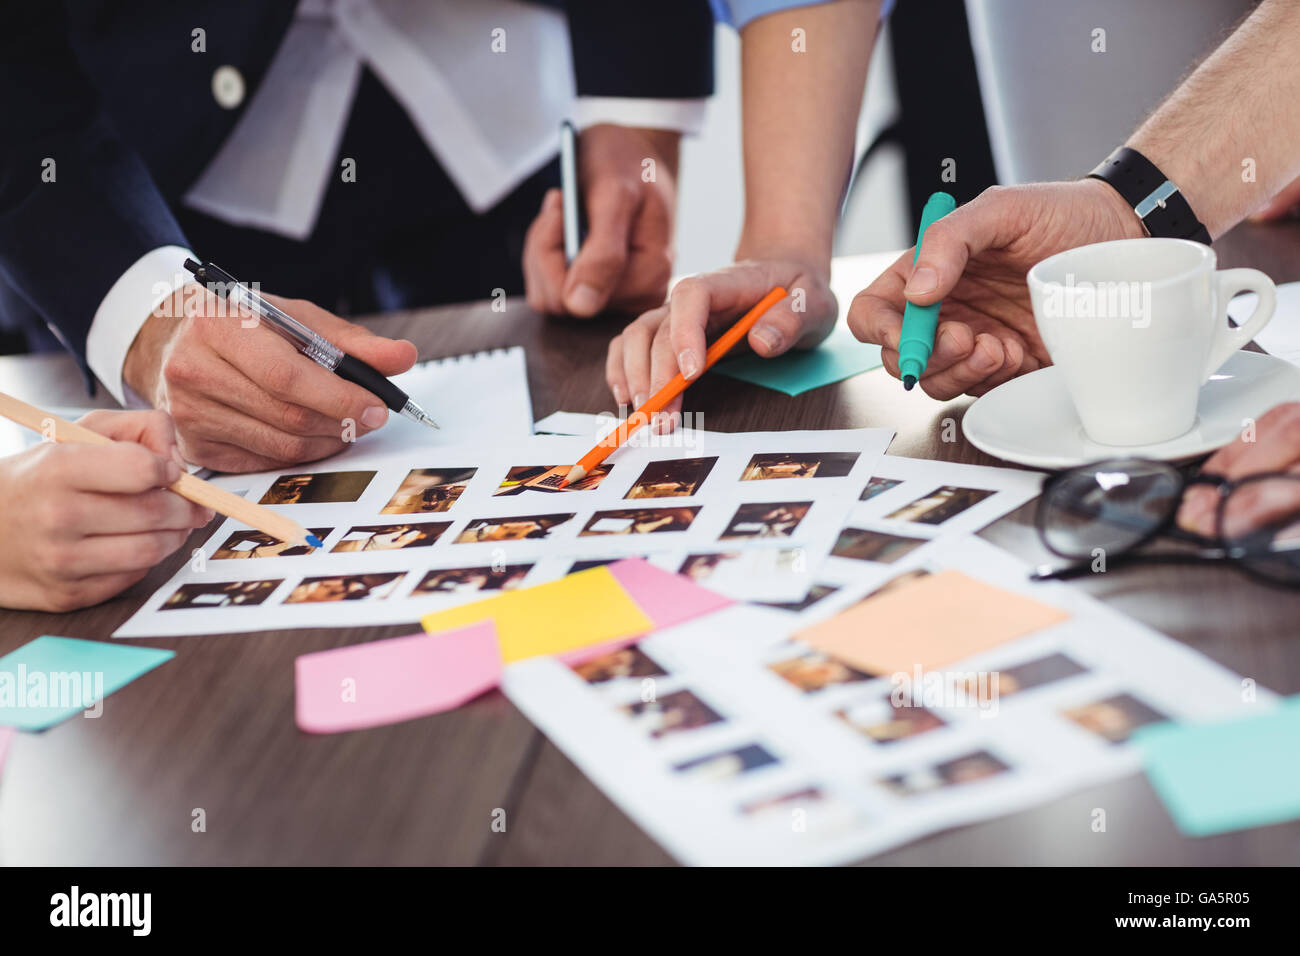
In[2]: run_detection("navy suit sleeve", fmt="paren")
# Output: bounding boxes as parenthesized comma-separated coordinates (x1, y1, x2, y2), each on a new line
(565, 1, 715, 99)
(0, 2, 187, 383)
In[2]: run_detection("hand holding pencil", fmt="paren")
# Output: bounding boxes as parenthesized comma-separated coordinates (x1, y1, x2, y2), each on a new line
(0, 406, 215, 612)
(564, 286, 787, 486)
(0, 395, 320, 613)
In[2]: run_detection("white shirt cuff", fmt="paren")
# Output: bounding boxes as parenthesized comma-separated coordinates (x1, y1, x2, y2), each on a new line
(573, 97, 708, 137)
(86, 245, 195, 407)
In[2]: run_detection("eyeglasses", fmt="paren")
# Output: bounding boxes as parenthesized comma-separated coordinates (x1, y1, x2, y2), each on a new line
(1033, 457, 1300, 587)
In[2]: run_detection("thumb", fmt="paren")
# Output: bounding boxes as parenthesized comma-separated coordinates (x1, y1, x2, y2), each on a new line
(275, 296, 419, 376)
(901, 191, 1010, 305)
(564, 179, 637, 316)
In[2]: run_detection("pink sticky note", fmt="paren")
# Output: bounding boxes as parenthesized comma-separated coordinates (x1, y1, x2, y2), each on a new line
(295, 622, 501, 734)
(606, 559, 732, 629)
(557, 560, 733, 667)
(0, 727, 14, 779)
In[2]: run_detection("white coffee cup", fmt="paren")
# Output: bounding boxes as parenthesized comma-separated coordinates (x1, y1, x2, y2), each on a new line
(1027, 237, 1276, 446)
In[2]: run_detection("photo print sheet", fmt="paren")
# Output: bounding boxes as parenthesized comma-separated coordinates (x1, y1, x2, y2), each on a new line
(115, 427, 895, 637)
(503, 536, 1274, 865)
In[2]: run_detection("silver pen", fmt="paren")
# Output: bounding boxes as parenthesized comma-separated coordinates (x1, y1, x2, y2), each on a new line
(184, 259, 438, 429)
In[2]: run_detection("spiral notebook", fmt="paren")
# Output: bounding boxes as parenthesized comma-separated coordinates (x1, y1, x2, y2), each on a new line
(327, 347, 533, 464)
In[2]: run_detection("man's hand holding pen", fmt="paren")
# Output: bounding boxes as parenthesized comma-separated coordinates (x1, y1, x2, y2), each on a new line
(122, 284, 418, 472)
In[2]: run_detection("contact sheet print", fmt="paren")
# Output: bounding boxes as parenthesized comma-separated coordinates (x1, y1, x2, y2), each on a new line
(503, 537, 1272, 866)
(117, 426, 914, 637)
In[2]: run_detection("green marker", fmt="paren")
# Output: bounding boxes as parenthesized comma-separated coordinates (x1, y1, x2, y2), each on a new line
(899, 191, 957, 390)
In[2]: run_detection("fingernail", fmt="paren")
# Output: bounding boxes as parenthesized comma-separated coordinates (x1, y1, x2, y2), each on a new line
(165, 460, 182, 484)
(567, 284, 602, 315)
(361, 406, 388, 429)
(200, 508, 216, 525)
(678, 350, 700, 379)
(171, 447, 187, 469)
(633, 393, 646, 410)
(973, 343, 1000, 373)
(906, 267, 938, 296)
(751, 325, 783, 354)
(612, 383, 628, 405)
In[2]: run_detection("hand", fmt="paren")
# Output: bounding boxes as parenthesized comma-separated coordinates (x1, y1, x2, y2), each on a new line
(123, 285, 418, 472)
(0, 410, 213, 612)
(847, 179, 1145, 399)
(524, 124, 679, 317)
(1249, 173, 1300, 221)
(605, 256, 835, 429)
(1178, 403, 1300, 537)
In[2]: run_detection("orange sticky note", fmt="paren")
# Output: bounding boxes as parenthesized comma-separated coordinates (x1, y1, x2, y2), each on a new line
(797, 569, 1069, 674)
(420, 565, 653, 663)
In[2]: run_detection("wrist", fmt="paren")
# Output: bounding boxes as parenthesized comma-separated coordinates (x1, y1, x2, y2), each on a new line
(1079, 175, 1148, 242)
(735, 230, 832, 280)
(580, 124, 681, 181)
(122, 288, 187, 403)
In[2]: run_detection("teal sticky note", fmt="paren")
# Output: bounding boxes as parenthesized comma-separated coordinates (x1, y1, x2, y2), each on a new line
(0, 636, 174, 731)
(1134, 696, 1300, 837)
(716, 324, 883, 396)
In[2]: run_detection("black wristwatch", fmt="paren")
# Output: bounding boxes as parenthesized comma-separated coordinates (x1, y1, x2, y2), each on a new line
(1087, 146, 1212, 245)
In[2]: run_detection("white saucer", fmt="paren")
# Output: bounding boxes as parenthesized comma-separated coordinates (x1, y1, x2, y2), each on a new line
(962, 350, 1300, 469)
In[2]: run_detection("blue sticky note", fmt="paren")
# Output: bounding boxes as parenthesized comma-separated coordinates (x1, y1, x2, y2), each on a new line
(1134, 696, 1300, 837)
(716, 324, 883, 396)
(0, 636, 174, 731)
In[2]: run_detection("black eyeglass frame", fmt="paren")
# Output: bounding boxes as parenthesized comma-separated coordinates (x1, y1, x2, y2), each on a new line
(1033, 458, 1300, 587)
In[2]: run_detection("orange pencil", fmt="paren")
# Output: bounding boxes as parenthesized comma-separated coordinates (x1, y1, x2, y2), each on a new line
(561, 286, 787, 486)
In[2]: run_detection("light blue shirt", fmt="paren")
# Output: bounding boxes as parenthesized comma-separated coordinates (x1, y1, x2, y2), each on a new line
(711, 0, 895, 30)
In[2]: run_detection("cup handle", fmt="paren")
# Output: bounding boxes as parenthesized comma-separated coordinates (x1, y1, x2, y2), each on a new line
(1205, 268, 1276, 381)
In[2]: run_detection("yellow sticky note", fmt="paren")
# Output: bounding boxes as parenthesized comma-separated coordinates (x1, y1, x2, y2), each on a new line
(797, 569, 1069, 675)
(420, 566, 653, 663)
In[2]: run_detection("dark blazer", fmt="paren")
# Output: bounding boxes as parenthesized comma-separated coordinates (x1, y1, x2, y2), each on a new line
(0, 1, 715, 382)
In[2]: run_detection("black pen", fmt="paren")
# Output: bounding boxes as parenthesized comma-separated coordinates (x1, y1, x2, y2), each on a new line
(183, 259, 438, 429)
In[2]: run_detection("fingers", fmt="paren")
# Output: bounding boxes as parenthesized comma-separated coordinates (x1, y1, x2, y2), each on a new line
(177, 393, 348, 468)
(606, 188, 673, 314)
(78, 409, 181, 463)
(913, 333, 1008, 401)
(847, 251, 910, 349)
(280, 297, 418, 377)
(1202, 403, 1300, 479)
(605, 332, 630, 407)
(62, 529, 192, 579)
(524, 189, 568, 314)
(649, 319, 685, 432)
(665, 264, 792, 380)
(564, 178, 639, 316)
(618, 307, 665, 407)
(67, 488, 208, 536)
(1178, 403, 1300, 535)
(205, 348, 365, 438)
(206, 322, 392, 435)
(902, 187, 1023, 306)
(43, 441, 180, 495)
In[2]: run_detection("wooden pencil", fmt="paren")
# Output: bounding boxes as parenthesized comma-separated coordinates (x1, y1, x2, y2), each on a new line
(561, 286, 787, 486)
(0, 392, 319, 548)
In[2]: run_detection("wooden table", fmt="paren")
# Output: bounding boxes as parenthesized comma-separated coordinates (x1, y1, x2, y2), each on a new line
(3, 224, 1299, 866)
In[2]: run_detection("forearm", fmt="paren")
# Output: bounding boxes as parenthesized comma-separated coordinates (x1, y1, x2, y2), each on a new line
(738, 0, 882, 265)
(1127, 0, 1300, 238)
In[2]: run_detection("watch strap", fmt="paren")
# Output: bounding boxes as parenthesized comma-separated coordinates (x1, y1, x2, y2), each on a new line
(1088, 146, 1212, 245)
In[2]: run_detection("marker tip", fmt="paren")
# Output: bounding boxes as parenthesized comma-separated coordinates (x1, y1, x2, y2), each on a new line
(903, 375, 917, 391)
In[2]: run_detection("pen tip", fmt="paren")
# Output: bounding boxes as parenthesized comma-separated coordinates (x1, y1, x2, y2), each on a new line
(902, 375, 917, 391)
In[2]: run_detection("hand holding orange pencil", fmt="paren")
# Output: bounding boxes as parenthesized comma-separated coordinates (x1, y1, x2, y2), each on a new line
(562, 287, 787, 486)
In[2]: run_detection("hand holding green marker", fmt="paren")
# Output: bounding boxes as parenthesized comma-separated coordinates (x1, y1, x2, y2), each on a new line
(899, 191, 957, 390)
